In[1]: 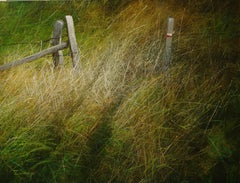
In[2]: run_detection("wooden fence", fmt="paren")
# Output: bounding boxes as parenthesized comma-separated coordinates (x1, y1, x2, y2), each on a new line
(0, 16, 174, 72)
(0, 15, 80, 71)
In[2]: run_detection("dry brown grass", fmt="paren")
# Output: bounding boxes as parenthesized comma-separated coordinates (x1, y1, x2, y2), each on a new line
(0, 1, 238, 182)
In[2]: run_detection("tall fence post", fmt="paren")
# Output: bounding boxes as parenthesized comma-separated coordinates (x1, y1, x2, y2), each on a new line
(65, 15, 81, 69)
(163, 17, 174, 72)
(52, 20, 64, 67)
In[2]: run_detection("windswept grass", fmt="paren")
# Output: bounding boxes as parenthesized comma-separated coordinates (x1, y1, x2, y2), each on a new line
(0, 0, 239, 182)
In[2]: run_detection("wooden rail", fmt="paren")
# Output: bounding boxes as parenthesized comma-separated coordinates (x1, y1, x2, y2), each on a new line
(0, 43, 68, 71)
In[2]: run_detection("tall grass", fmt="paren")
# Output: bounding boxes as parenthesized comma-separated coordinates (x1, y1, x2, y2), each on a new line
(0, 0, 239, 182)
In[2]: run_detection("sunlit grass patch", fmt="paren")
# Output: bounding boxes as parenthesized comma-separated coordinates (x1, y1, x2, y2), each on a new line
(0, 0, 238, 182)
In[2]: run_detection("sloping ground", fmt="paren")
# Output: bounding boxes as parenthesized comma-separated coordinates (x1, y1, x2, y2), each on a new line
(0, 1, 239, 182)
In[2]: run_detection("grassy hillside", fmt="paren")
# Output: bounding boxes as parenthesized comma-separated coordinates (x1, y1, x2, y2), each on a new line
(0, 1, 239, 182)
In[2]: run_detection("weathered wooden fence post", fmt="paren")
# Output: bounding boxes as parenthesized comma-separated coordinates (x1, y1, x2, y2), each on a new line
(65, 15, 81, 69)
(163, 17, 174, 72)
(52, 20, 64, 67)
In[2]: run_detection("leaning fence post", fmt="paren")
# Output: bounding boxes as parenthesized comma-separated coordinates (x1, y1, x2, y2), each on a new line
(163, 17, 174, 72)
(65, 15, 81, 69)
(52, 20, 64, 67)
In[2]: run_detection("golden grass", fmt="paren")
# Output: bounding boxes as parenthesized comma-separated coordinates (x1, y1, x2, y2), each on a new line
(0, 0, 238, 182)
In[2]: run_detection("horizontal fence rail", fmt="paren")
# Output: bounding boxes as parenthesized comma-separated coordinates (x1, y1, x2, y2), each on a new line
(0, 43, 68, 71)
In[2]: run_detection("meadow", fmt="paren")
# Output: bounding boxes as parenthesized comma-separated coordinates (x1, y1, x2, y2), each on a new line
(0, 1, 239, 182)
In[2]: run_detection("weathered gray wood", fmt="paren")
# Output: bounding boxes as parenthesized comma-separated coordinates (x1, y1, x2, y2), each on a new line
(52, 20, 64, 67)
(163, 17, 174, 72)
(65, 15, 81, 69)
(0, 42, 68, 71)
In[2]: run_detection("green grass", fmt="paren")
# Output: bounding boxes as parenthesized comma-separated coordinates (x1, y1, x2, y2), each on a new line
(0, 1, 239, 182)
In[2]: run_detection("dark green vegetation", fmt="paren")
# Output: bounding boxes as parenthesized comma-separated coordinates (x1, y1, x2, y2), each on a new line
(0, 1, 239, 182)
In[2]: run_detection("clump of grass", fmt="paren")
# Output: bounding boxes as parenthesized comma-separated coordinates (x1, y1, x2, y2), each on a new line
(0, 0, 239, 182)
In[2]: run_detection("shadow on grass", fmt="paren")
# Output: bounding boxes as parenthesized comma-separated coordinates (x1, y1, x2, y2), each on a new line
(81, 119, 112, 181)
(69, 100, 122, 182)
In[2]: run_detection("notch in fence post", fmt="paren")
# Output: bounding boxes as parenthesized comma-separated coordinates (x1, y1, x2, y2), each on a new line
(52, 20, 64, 67)
(163, 17, 174, 72)
(65, 15, 81, 69)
